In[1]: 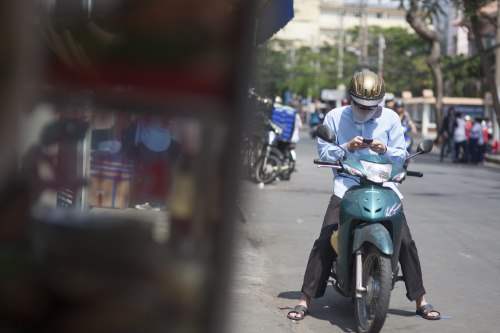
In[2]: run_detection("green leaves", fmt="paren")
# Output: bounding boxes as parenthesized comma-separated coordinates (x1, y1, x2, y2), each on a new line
(442, 54, 483, 97)
(253, 26, 433, 99)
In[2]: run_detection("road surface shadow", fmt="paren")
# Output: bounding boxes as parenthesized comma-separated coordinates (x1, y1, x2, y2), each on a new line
(278, 290, 420, 330)
(277, 291, 301, 300)
(388, 308, 415, 317)
(278, 289, 357, 332)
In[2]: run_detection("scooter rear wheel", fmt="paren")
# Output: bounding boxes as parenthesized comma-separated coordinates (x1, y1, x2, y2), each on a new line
(354, 245, 392, 333)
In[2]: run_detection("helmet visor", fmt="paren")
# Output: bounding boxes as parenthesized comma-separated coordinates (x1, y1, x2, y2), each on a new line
(350, 94, 384, 107)
(352, 100, 377, 111)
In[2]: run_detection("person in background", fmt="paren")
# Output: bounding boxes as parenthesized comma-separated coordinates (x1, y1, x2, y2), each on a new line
(305, 98, 318, 127)
(309, 104, 326, 139)
(453, 112, 469, 163)
(464, 115, 473, 141)
(286, 70, 441, 322)
(275, 95, 303, 145)
(483, 118, 493, 154)
(290, 107, 303, 145)
(394, 100, 417, 154)
(469, 117, 485, 165)
(309, 108, 321, 127)
(439, 107, 456, 162)
(272, 96, 302, 179)
(134, 116, 172, 211)
(384, 93, 395, 110)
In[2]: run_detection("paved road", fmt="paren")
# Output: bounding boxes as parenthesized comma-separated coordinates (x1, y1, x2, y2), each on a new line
(227, 131, 500, 333)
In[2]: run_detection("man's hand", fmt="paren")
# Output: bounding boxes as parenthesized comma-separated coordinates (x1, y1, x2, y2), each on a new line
(369, 140, 387, 154)
(347, 136, 370, 151)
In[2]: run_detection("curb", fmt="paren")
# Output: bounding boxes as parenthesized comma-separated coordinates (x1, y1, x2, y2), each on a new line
(485, 154, 500, 165)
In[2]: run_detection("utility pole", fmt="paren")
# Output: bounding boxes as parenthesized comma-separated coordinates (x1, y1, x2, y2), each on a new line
(338, 11, 344, 79)
(358, 0, 368, 69)
(377, 34, 385, 79)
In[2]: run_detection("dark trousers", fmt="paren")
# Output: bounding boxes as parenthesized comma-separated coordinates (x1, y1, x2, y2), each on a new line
(301, 195, 426, 302)
(454, 140, 469, 163)
(469, 138, 485, 164)
(440, 135, 454, 161)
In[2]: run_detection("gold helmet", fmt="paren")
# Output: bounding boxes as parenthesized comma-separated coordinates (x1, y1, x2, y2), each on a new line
(348, 70, 385, 107)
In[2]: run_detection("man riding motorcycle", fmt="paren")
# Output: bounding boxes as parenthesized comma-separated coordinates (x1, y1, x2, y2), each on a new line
(287, 70, 441, 322)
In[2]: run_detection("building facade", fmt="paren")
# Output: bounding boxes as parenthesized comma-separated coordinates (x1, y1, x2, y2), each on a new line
(274, 0, 410, 48)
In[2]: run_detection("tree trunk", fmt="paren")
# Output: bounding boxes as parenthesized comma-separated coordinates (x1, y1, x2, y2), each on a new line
(405, 2, 444, 138)
(469, 12, 500, 132)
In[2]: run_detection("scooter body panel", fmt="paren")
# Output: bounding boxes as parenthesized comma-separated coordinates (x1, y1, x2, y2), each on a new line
(335, 185, 405, 295)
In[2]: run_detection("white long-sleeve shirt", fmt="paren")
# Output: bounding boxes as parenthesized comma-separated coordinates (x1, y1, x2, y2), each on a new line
(453, 118, 467, 143)
(470, 122, 484, 145)
(318, 105, 408, 198)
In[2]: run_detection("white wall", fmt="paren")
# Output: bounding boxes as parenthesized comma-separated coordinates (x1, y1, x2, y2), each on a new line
(274, 0, 410, 47)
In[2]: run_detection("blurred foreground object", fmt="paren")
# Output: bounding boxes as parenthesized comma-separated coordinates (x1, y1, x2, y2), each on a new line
(0, 1, 271, 332)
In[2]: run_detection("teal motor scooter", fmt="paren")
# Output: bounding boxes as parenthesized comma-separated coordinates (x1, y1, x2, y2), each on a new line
(314, 124, 433, 333)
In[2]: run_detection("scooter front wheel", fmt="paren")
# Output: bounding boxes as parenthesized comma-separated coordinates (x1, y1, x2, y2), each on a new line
(354, 245, 392, 333)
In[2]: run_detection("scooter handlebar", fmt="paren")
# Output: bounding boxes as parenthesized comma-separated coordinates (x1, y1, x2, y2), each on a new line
(313, 159, 341, 169)
(406, 171, 423, 177)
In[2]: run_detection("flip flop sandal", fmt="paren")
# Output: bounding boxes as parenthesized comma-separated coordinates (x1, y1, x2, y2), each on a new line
(287, 305, 308, 321)
(416, 303, 441, 320)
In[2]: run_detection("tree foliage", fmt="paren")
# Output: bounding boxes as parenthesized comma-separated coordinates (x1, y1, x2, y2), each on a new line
(252, 26, 432, 100)
(453, 0, 500, 130)
(441, 54, 483, 97)
(369, 26, 432, 96)
(252, 40, 357, 98)
(251, 41, 289, 97)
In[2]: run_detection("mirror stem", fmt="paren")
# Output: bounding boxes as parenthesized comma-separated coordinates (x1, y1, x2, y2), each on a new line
(404, 151, 421, 169)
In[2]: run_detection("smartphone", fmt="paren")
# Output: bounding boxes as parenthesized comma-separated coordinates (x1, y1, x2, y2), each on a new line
(362, 138, 373, 144)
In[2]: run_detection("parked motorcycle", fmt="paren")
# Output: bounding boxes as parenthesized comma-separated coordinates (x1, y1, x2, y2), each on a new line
(254, 119, 283, 184)
(273, 140, 296, 181)
(314, 124, 433, 333)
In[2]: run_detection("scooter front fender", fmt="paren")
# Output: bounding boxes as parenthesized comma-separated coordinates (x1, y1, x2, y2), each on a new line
(352, 223, 393, 255)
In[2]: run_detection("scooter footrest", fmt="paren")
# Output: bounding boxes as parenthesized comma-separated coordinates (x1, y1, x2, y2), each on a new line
(396, 275, 405, 282)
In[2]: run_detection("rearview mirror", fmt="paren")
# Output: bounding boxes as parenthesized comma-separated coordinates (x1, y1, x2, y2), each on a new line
(315, 124, 336, 143)
(416, 139, 433, 154)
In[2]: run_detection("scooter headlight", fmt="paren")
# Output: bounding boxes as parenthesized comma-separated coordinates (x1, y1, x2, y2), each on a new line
(391, 171, 406, 183)
(360, 160, 392, 183)
(345, 165, 364, 177)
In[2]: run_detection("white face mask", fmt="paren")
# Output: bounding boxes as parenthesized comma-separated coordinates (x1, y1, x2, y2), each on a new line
(351, 102, 382, 123)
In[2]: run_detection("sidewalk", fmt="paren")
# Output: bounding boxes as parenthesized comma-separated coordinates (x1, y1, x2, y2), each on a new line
(485, 153, 500, 165)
